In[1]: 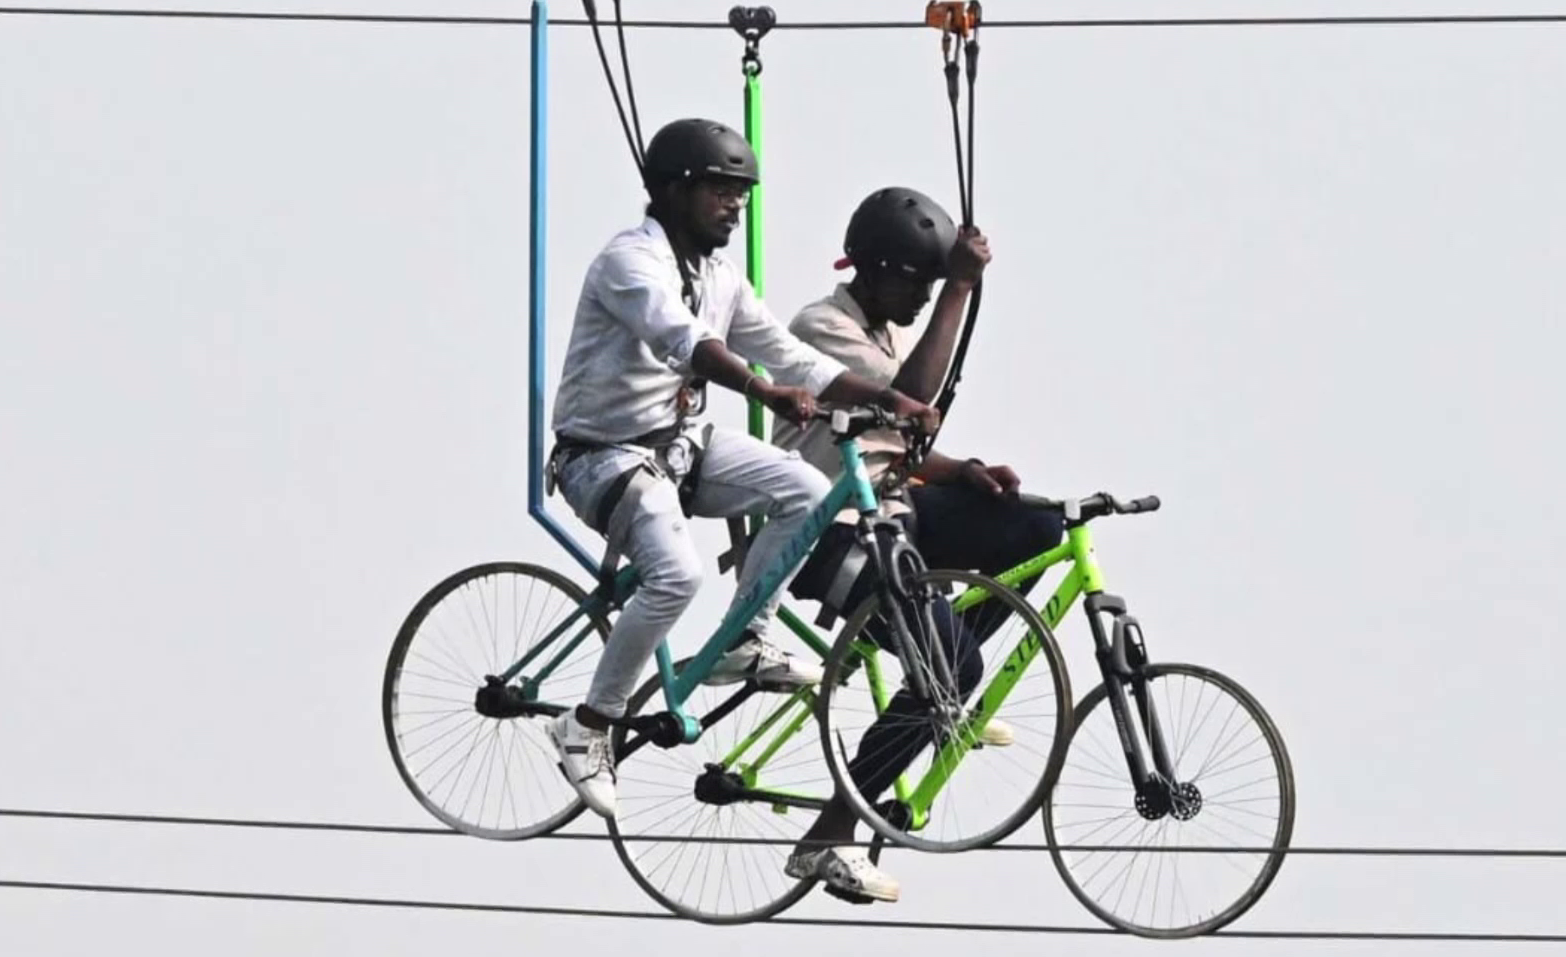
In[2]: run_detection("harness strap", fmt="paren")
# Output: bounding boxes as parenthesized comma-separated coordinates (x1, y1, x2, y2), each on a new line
(600, 465, 661, 553)
(553, 421, 708, 549)
(591, 465, 645, 534)
(718, 517, 753, 576)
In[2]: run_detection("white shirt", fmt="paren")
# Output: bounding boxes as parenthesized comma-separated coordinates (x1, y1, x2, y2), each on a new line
(552, 217, 848, 444)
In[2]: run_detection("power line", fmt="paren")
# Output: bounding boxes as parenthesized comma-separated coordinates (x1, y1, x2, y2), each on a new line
(5, 806, 1565, 858)
(4, 6, 1566, 30)
(1, 877, 1562, 941)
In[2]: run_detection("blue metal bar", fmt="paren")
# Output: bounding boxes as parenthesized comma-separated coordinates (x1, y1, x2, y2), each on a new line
(527, 0, 600, 578)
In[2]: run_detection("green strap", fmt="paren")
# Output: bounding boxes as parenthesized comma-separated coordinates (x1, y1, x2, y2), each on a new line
(718, 9, 773, 576)
(744, 69, 766, 446)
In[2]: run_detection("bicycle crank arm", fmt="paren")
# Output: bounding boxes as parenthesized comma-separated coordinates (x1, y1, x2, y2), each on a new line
(740, 789, 828, 812)
(692, 764, 827, 811)
(473, 677, 569, 719)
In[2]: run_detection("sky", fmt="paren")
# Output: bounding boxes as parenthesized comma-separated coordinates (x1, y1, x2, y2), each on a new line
(2, 0, 1564, 952)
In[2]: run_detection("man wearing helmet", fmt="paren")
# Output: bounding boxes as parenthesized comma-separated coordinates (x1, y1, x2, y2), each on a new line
(546, 120, 940, 822)
(771, 186, 1065, 904)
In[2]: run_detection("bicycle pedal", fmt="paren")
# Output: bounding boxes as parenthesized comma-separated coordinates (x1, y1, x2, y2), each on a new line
(754, 679, 800, 694)
(822, 884, 877, 906)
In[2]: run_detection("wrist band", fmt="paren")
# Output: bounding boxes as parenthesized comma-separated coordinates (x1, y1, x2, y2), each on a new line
(742, 373, 757, 398)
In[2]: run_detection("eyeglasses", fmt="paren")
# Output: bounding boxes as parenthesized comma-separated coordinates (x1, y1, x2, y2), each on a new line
(702, 180, 753, 206)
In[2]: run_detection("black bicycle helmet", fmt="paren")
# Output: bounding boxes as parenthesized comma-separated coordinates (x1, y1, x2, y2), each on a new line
(641, 118, 759, 191)
(836, 186, 959, 282)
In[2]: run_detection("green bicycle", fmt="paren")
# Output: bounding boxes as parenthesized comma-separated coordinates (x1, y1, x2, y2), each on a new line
(811, 489, 1297, 938)
(380, 406, 1068, 924)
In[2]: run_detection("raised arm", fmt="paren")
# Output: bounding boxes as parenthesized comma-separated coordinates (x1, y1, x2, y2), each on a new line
(890, 227, 990, 401)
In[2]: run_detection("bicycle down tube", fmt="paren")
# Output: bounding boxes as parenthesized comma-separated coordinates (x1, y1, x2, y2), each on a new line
(900, 516, 1102, 819)
(657, 436, 880, 715)
(497, 430, 882, 742)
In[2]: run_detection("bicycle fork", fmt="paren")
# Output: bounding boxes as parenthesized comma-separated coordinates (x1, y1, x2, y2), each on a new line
(1083, 592, 1196, 821)
(866, 521, 961, 708)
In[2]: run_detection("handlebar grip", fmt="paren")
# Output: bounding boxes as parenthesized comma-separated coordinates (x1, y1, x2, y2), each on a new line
(1125, 495, 1161, 513)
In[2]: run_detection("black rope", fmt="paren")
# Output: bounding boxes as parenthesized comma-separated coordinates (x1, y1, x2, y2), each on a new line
(964, 18, 978, 225)
(582, 1, 644, 175)
(612, 0, 644, 164)
(0, 877, 1562, 941)
(7, 8, 1566, 28)
(7, 806, 1566, 858)
(920, 3, 982, 459)
(582, 0, 702, 365)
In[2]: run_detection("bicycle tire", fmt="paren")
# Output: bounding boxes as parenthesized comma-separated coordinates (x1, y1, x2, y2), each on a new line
(1042, 662, 1296, 938)
(382, 561, 611, 840)
(817, 568, 1072, 853)
(607, 658, 820, 924)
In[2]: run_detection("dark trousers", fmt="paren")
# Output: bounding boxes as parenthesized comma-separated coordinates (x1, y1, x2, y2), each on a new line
(842, 485, 1064, 801)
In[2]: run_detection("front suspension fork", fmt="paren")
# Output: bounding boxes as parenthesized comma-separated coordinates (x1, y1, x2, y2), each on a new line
(1083, 592, 1177, 787)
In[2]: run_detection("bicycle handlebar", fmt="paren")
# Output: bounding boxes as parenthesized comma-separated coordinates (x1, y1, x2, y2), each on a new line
(1020, 491, 1162, 520)
(808, 406, 926, 438)
(806, 409, 1160, 521)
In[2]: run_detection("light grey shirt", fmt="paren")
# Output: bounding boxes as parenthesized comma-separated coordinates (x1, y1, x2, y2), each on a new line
(552, 217, 847, 444)
(773, 283, 916, 519)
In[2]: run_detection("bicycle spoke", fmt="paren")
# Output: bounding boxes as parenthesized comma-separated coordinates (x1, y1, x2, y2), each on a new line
(384, 564, 608, 840)
(1046, 664, 1293, 938)
(610, 669, 818, 923)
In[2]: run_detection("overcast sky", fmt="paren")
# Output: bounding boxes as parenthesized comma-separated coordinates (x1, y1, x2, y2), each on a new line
(2, 0, 1564, 952)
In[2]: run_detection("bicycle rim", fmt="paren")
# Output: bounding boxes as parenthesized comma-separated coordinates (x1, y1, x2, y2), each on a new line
(381, 561, 610, 840)
(1043, 662, 1296, 937)
(818, 568, 1072, 853)
(607, 658, 823, 924)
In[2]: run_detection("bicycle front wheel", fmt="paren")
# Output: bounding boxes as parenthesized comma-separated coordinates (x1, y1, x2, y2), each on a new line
(818, 569, 1072, 853)
(382, 561, 610, 840)
(1043, 662, 1295, 938)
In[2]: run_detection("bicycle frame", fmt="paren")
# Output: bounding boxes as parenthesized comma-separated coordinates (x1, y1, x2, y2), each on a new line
(494, 433, 883, 745)
(692, 505, 1115, 831)
(922, 504, 1181, 807)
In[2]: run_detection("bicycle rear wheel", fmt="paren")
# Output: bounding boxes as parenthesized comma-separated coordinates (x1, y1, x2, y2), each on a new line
(382, 561, 610, 840)
(607, 659, 824, 924)
(818, 569, 1072, 853)
(1043, 662, 1295, 938)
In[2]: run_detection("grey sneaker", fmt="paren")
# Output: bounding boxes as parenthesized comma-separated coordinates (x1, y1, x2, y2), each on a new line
(785, 846, 900, 903)
(704, 636, 824, 690)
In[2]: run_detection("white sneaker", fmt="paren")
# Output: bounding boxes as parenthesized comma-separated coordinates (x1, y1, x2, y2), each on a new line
(978, 717, 1015, 747)
(546, 709, 616, 819)
(785, 846, 900, 903)
(705, 636, 824, 690)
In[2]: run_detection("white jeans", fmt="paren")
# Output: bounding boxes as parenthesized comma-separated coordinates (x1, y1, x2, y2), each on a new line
(555, 425, 831, 718)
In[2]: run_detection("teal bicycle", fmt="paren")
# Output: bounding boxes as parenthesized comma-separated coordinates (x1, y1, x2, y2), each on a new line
(381, 406, 1067, 923)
